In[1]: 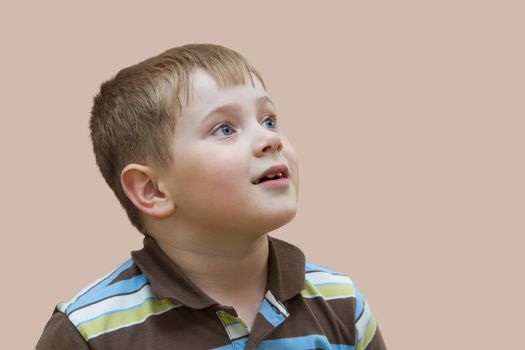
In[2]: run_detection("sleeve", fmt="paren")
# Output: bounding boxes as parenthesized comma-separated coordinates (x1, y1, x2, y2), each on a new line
(35, 306, 91, 350)
(354, 284, 388, 350)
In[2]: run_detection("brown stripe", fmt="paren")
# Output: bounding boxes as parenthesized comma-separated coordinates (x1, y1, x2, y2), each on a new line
(83, 295, 360, 349)
(275, 296, 356, 346)
(245, 311, 276, 349)
(87, 305, 232, 349)
(107, 263, 142, 286)
(367, 326, 388, 350)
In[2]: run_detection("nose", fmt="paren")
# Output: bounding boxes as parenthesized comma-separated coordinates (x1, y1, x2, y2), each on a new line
(253, 127, 283, 156)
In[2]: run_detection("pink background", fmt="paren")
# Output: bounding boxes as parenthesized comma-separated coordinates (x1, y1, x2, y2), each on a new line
(1, 1, 523, 349)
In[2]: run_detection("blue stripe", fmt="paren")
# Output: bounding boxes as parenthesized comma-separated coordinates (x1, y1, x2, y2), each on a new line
(73, 295, 157, 327)
(257, 335, 355, 350)
(258, 298, 286, 327)
(357, 312, 373, 344)
(68, 274, 148, 314)
(213, 337, 247, 349)
(64, 259, 135, 314)
(213, 334, 355, 350)
(67, 262, 148, 314)
(354, 287, 365, 320)
(305, 261, 341, 275)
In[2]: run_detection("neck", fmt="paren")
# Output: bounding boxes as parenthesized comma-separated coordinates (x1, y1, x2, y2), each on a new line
(148, 221, 270, 302)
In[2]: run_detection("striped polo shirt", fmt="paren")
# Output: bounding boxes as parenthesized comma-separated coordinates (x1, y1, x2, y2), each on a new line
(36, 234, 387, 349)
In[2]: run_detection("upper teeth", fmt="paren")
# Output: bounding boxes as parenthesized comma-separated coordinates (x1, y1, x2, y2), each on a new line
(267, 172, 283, 179)
(256, 172, 283, 184)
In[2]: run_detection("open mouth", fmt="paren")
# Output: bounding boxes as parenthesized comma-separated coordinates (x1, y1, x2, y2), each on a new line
(253, 172, 287, 184)
(252, 164, 289, 185)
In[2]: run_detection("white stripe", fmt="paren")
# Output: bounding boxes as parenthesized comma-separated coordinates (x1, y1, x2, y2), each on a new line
(68, 283, 155, 326)
(86, 304, 179, 341)
(305, 271, 354, 286)
(264, 290, 289, 316)
(355, 300, 373, 342)
(58, 259, 132, 313)
(225, 320, 250, 339)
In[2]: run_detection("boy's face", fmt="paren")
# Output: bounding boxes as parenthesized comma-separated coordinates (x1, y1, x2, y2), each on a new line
(156, 68, 299, 236)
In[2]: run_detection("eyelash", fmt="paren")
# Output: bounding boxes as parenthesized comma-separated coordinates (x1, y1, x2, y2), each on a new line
(211, 114, 278, 136)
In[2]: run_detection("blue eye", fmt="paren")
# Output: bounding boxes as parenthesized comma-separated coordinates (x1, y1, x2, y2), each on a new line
(212, 123, 235, 136)
(263, 114, 278, 129)
(211, 114, 278, 137)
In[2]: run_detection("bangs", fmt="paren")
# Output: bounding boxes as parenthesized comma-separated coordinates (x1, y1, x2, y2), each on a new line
(175, 60, 266, 112)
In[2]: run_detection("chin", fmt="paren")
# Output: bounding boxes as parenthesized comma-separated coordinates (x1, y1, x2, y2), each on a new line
(259, 206, 298, 232)
(281, 204, 298, 223)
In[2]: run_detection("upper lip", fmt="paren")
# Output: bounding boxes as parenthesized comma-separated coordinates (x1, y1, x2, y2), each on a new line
(252, 164, 289, 184)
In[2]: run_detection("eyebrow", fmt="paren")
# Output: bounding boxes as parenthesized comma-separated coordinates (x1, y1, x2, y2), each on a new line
(200, 95, 275, 125)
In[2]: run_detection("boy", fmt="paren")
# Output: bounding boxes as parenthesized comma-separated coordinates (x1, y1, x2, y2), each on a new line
(36, 43, 387, 349)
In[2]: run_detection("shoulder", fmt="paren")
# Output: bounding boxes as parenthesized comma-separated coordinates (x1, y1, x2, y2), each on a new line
(54, 258, 177, 342)
(302, 261, 385, 349)
(57, 258, 143, 315)
(36, 306, 90, 349)
(303, 260, 360, 302)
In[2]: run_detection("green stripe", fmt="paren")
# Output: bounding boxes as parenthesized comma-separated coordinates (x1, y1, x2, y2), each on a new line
(301, 280, 356, 299)
(77, 298, 180, 340)
(216, 311, 250, 340)
(356, 313, 377, 350)
(216, 311, 242, 326)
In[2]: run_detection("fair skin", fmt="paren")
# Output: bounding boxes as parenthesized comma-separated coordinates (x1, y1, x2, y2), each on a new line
(120, 67, 299, 328)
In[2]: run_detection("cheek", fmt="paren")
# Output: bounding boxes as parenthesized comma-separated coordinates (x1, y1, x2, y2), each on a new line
(178, 151, 248, 193)
(179, 154, 253, 218)
(282, 138, 299, 179)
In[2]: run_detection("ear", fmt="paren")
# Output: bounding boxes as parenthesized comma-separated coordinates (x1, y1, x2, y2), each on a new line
(120, 163, 176, 218)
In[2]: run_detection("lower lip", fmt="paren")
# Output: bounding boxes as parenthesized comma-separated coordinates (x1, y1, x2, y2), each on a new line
(254, 177, 289, 188)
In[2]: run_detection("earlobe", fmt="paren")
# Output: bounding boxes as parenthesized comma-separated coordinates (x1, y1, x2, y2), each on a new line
(120, 164, 176, 218)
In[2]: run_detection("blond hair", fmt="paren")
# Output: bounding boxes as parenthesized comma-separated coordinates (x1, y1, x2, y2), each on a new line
(89, 43, 267, 235)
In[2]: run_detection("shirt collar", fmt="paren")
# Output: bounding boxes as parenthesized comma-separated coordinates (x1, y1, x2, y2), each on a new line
(131, 234, 306, 310)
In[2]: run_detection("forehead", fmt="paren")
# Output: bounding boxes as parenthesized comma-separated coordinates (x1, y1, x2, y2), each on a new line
(181, 68, 267, 114)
